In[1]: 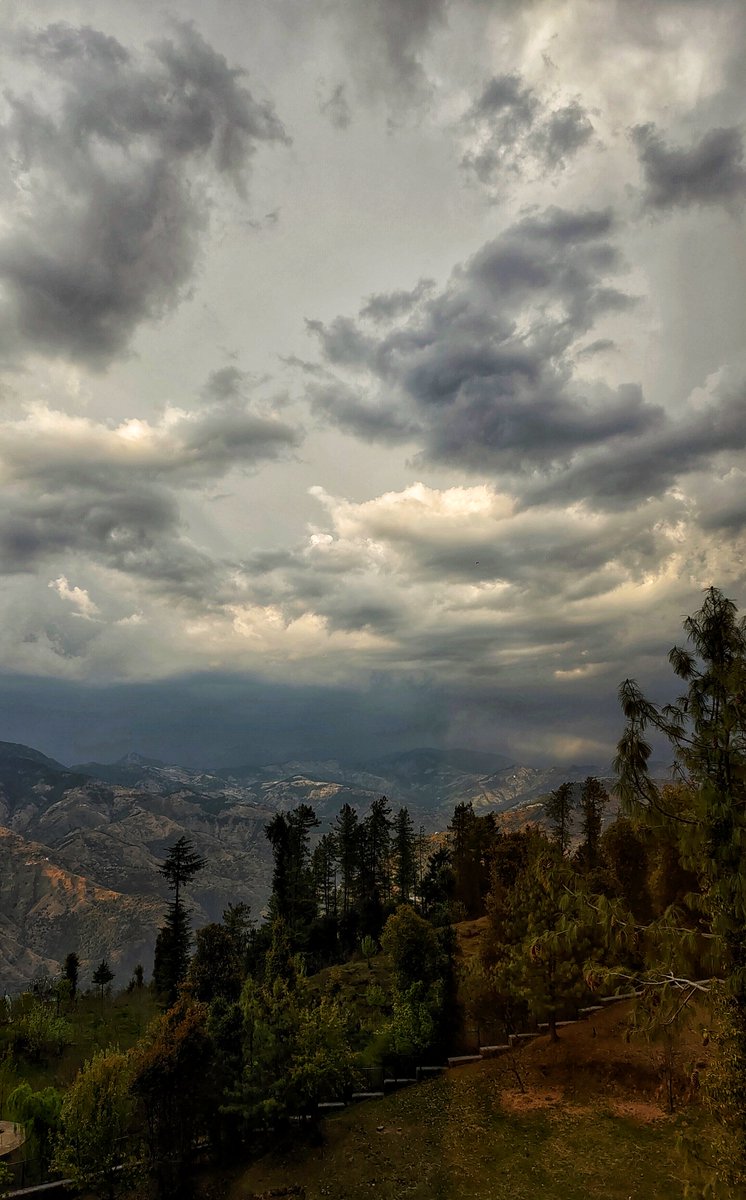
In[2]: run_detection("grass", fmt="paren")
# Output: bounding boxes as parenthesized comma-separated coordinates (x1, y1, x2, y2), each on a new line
(0, 988, 159, 1104)
(227, 1070, 690, 1200)
(227, 999, 711, 1200)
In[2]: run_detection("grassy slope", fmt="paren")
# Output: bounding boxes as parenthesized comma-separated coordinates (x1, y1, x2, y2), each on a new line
(0, 989, 158, 1104)
(229, 1000, 710, 1200)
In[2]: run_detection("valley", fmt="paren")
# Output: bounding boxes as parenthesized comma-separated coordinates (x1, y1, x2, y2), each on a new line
(0, 739, 616, 989)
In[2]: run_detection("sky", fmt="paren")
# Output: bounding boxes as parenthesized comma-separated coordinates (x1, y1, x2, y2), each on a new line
(0, 0, 744, 768)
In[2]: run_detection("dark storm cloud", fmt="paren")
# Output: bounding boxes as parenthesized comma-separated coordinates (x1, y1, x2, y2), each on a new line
(319, 82, 352, 130)
(576, 339, 618, 359)
(2, 369, 299, 492)
(525, 380, 746, 508)
(308, 205, 656, 474)
(460, 74, 594, 191)
(0, 21, 289, 365)
(632, 123, 746, 209)
(367, 504, 670, 590)
(310, 380, 422, 443)
(0, 485, 218, 596)
(472, 74, 537, 121)
(0, 671, 453, 768)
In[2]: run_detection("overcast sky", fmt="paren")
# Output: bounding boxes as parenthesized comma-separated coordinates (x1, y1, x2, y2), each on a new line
(0, 0, 744, 767)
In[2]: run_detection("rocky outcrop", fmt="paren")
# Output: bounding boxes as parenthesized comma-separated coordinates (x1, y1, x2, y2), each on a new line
(0, 827, 162, 989)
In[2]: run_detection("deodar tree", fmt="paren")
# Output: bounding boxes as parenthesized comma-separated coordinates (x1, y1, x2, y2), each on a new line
(545, 782, 575, 856)
(615, 586, 746, 1194)
(153, 836, 206, 1004)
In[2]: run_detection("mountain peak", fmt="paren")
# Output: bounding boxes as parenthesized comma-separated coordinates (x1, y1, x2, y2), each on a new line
(0, 740, 72, 772)
(115, 751, 167, 768)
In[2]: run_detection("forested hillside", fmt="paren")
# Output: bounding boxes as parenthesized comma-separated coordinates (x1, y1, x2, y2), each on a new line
(0, 589, 744, 1200)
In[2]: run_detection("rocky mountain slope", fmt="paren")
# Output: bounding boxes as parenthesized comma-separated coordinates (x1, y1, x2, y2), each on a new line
(1, 739, 619, 990)
(0, 742, 275, 991)
(0, 826, 161, 991)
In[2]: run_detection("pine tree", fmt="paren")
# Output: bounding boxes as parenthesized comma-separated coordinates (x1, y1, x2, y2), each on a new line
(334, 804, 360, 919)
(63, 952, 80, 1000)
(485, 838, 604, 1041)
(266, 806, 320, 933)
(361, 796, 392, 904)
(578, 776, 609, 872)
(154, 836, 205, 1004)
(616, 586, 746, 1194)
(449, 802, 480, 916)
(449, 802, 498, 917)
(287, 804, 321, 929)
(312, 832, 338, 919)
(92, 960, 114, 1010)
(130, 999, 213, 1200)
(393, 807, 416, 905)
(158, 836, 206, 909)
(545, 782, 575, 855)
(265, 812, 292, 919)
(419, 846, 455, 920)
(599, 817, 651, 919)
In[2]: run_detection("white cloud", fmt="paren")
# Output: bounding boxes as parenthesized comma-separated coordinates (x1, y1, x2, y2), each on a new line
(48, 575, 100, 619)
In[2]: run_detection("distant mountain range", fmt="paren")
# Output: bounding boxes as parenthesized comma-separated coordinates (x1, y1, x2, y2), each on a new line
(1, 739, 621, 991)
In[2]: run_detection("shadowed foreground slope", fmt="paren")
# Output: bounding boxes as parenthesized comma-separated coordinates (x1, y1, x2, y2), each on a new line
(228, 1002, 708, 1200)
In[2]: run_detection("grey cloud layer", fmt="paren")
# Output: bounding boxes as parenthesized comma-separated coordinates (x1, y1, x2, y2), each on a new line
(306, 201, 746, 508)
(308, 206, 658, 479)
(0, 22, 288, 365)
(0, 368, 299, 590)
(0, 0, 744, 768)
(238, 482, 682, 639)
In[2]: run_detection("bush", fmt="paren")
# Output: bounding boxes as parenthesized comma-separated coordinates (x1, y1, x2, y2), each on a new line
(365, 983, 387, 1009)
(10, 1004, 71, 1061)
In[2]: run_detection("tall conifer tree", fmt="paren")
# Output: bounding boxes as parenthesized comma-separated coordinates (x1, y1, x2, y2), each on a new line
(153, 836, 205, 1004)
(616, 587, 746, 1194)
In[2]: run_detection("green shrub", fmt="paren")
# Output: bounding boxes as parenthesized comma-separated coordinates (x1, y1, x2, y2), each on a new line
(10, 1004, 72, 1061)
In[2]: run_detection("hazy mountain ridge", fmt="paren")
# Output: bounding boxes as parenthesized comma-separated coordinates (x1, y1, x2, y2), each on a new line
(2, 740, 619, 989)
(76, 747, 612, 829)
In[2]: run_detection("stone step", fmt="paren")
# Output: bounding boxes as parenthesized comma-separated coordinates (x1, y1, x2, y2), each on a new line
(479, 1044, 511, 1058)
(579, 1005, 604, 1016)
(537, 1020, 577, 1032)
(317, 1101, 346, 1111)
(350, 1091, 385, 1102)
(447, 1054, 483, 1067)
(509, 1032, 537, 1046)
